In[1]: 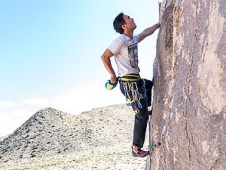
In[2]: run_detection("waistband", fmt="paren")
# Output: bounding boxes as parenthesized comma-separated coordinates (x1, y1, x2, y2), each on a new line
(119, 74, 141, 82)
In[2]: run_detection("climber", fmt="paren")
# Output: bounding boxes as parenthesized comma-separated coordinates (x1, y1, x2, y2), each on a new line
(101, 12, 161, 157)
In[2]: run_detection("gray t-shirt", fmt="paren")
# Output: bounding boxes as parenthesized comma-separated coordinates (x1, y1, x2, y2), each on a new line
(108, 34, 140, 77)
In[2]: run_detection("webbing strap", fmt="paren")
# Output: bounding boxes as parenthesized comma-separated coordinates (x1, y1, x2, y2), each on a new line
(120, 74, 141, 82)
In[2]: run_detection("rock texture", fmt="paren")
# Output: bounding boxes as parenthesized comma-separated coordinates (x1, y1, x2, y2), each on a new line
(148, 0, 226, 169)
(0, 105, 149, 169)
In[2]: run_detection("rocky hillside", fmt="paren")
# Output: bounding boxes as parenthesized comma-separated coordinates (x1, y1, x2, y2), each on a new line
(0, 105, 149, 170)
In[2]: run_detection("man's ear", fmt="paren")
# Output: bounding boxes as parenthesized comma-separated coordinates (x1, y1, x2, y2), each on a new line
(122, 24, 126, 30)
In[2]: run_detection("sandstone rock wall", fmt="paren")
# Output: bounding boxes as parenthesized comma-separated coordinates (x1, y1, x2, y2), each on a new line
(150, 0, 226, 169)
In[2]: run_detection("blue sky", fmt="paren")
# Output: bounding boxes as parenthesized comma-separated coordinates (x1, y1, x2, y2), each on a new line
(0, 0, 160, 136)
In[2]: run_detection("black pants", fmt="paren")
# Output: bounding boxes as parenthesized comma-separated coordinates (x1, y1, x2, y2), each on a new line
(120, 79, 153, 148)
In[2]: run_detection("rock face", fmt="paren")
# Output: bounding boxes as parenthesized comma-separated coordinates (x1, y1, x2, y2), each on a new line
(149, 0, 226, 169)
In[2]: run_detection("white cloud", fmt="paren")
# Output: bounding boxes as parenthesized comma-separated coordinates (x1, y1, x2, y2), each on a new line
(22, 98, 49, 106)
(0, 82, 125, 136)
(0, 101, 18, 109)
(51, 82, 125, 114)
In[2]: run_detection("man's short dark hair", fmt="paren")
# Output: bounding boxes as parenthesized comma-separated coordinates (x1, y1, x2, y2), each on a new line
(113, 12, 125, 34)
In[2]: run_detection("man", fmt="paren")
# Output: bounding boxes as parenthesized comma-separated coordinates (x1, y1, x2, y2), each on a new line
(101, 12, 160, 157)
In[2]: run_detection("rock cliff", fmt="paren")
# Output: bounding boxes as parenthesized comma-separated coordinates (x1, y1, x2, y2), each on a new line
(147, 0, 226, 169)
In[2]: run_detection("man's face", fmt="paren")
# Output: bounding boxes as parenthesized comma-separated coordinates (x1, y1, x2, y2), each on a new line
(122, 15, 137, 31)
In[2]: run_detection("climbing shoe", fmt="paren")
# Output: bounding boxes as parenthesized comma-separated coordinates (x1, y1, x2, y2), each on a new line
(132, 147, 149, 157)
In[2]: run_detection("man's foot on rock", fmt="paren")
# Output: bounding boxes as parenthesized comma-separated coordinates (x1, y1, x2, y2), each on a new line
(132, 146, 149, 157)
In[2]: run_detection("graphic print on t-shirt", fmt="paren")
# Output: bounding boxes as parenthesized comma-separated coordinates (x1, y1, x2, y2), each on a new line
(128, 43, 138, 68)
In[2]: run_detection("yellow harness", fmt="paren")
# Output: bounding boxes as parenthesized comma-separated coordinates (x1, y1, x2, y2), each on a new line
(120, 74, 141, 82)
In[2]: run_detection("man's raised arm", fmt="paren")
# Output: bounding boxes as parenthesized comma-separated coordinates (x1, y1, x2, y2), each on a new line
(138, 23, 160, 43)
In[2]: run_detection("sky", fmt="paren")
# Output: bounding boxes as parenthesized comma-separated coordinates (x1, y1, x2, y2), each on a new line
(0, 0, 160, 136)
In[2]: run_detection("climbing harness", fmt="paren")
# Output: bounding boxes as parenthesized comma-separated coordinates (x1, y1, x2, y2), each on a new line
(120, 74, 141, 82)
(121, 81, 143, 108)
(119, 74, 145, 109)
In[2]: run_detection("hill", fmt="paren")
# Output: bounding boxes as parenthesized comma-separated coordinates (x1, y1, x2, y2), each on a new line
(0, 104, 149, 170)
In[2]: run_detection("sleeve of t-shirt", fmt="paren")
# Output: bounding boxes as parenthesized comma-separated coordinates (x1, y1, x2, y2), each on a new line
(107, 37, 124, 55)
(134, 35, 139, 43)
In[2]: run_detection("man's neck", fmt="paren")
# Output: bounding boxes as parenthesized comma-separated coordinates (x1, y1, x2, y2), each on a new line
(123, 30, 133, 39)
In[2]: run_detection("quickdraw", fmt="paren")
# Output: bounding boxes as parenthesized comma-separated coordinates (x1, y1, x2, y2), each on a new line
(121, 79, 146, 110)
